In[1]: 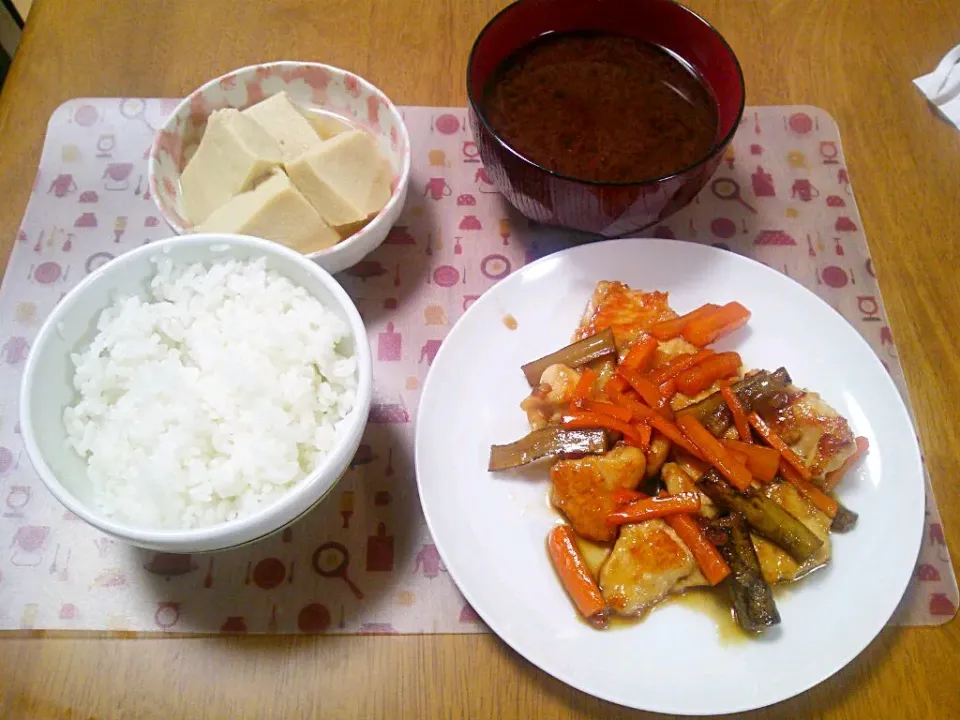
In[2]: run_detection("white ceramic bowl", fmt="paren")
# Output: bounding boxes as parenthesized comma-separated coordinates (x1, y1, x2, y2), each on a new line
(148, 61, 411, 275)
(19, 233, 373, 553)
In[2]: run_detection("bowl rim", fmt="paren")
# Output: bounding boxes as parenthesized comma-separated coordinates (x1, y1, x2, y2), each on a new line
(18, 232, 373, 546)
(146, 60, 412, 256)
(465, 0, 746, 188)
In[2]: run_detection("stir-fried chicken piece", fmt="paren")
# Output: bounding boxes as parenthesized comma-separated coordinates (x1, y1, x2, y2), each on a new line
(752, 481, 832, 583)
(599, 519, 699, 615)
(574, 282, 677, 356)
(520, 364, 581, 429)
(550, 446, 646, 542)
(765, 388, 856, 478)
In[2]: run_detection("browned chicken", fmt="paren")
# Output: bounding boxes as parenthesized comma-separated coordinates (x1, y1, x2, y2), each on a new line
(599, 519, 700, 615)
(767, 388, 857, 478)
(574, 282, 677, 355)
(752, 481, 832, 583)
(550, 446, 646, 542)
(520, 364, 581, 429)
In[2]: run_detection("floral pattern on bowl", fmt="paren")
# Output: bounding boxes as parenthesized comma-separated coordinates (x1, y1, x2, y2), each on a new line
(148, 61, 411, 273)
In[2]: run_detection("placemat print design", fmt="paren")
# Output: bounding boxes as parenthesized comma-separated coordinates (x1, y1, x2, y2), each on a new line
(0, 100, 954, 634)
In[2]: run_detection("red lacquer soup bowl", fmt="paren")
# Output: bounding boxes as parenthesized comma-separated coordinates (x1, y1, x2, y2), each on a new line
(467, 0, 745, 237)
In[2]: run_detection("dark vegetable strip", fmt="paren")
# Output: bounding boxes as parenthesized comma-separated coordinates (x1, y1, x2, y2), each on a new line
(521, 329, 616, 386)
(488, 427, 608, 471)
(676, 368, 792, 437)
(716, 513, 781, 632)
(831, 502, 859, 533)
(697, 470, 823, 563)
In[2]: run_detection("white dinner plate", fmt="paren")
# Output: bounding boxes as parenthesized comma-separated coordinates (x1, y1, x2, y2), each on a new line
(415, 239, 924, 715)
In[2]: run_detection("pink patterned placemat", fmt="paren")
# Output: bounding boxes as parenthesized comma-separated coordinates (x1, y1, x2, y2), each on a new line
(0, 100, 954, 634)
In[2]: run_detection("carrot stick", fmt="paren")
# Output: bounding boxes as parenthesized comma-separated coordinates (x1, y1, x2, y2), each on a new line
(660, 494, 731, 585)
(563, 412, 645, 447)
(612, 488, 647, 505)
(822, 436, 870, 492)
(620, 335, 659, 372)
(604, 376, 627, 397)
(607, 492, 701, 526)
(748, 412, 812, 481)
(727, 447, 749, 466)
(675, 352, 742, 396)
(614, 392, 706, 459)
(578, 400, 633, 423)
(646, 349, 715, 385)
(681, 301, 751, 347)
(618, 367, 663, 408)
(649, 304, 721, 341)
(636, 421, 653, 449)
(778, 459, 838, 518)
(722, 438, 779, 482)
(718, 379, 752, 442)
(573, 367, 598, 402)
(658, 379, 677, 401)
(546, 525, 606, 621)
(676, 415, 753, 490)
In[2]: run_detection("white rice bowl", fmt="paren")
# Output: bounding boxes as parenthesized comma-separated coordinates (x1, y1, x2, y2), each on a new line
(63, 255, 358, 530)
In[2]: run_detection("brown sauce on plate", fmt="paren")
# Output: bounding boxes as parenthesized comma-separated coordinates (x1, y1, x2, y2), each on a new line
(482, 32, 719, 183)
(502, 314, 518, 330)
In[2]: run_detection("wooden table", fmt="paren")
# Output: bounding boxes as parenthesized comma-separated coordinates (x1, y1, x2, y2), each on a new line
(2, 0, 959, 717)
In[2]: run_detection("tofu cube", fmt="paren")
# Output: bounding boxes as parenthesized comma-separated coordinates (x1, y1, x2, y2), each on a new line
(285, 129, 392, 227)
(242, 92, 325, 162)
(305, 111, 354, 140)
(180, 108, 282, 225)
(196, 170, 340, 254)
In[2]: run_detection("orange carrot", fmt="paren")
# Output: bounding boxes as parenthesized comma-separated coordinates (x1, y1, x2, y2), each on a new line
(547, 525, 606, 621)
(573, 367, 598, 402)
(727, 447, 749, 466)
(676, 415, 753, 490)
(604, 375, 627, 397)
(718, 380, 752, 442)
(748, 412, 812, 481)
(612, 488, 647, 505)
(823, 436, 870, 492)
(618, 367, 662, 408)
(658, 379, 677, 401)
(675, 352, 742, 396)
(578, 400, 633, 423)
(646, 349, 715, 385)
(607, 492, 701, 526)
(681, 301, 752, 347)
(649, 304, 721, 341)
(636, 421, 653, 449)
(614, 393, 705, 459)
(722, 438, 779, 482)
(660, 496, 731, 585)
(620, 335, 659, 372)
(563, 412, 645, 447)
(778, 459, 838, 518)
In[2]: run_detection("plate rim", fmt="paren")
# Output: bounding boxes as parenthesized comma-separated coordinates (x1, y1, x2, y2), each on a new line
(415, 238, 925, 714)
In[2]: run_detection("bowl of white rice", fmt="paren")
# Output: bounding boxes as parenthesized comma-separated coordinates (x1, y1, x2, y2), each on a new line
(19, 233, 372, 553)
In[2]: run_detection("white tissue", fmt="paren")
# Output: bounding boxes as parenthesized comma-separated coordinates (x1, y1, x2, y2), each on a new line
(914, 44, 960, 129)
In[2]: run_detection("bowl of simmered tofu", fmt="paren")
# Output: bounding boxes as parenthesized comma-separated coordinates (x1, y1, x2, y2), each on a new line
(149, 61, 411, 274)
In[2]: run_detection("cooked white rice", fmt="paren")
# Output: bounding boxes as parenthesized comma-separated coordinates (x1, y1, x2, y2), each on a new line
(63, 256, 358, 530)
